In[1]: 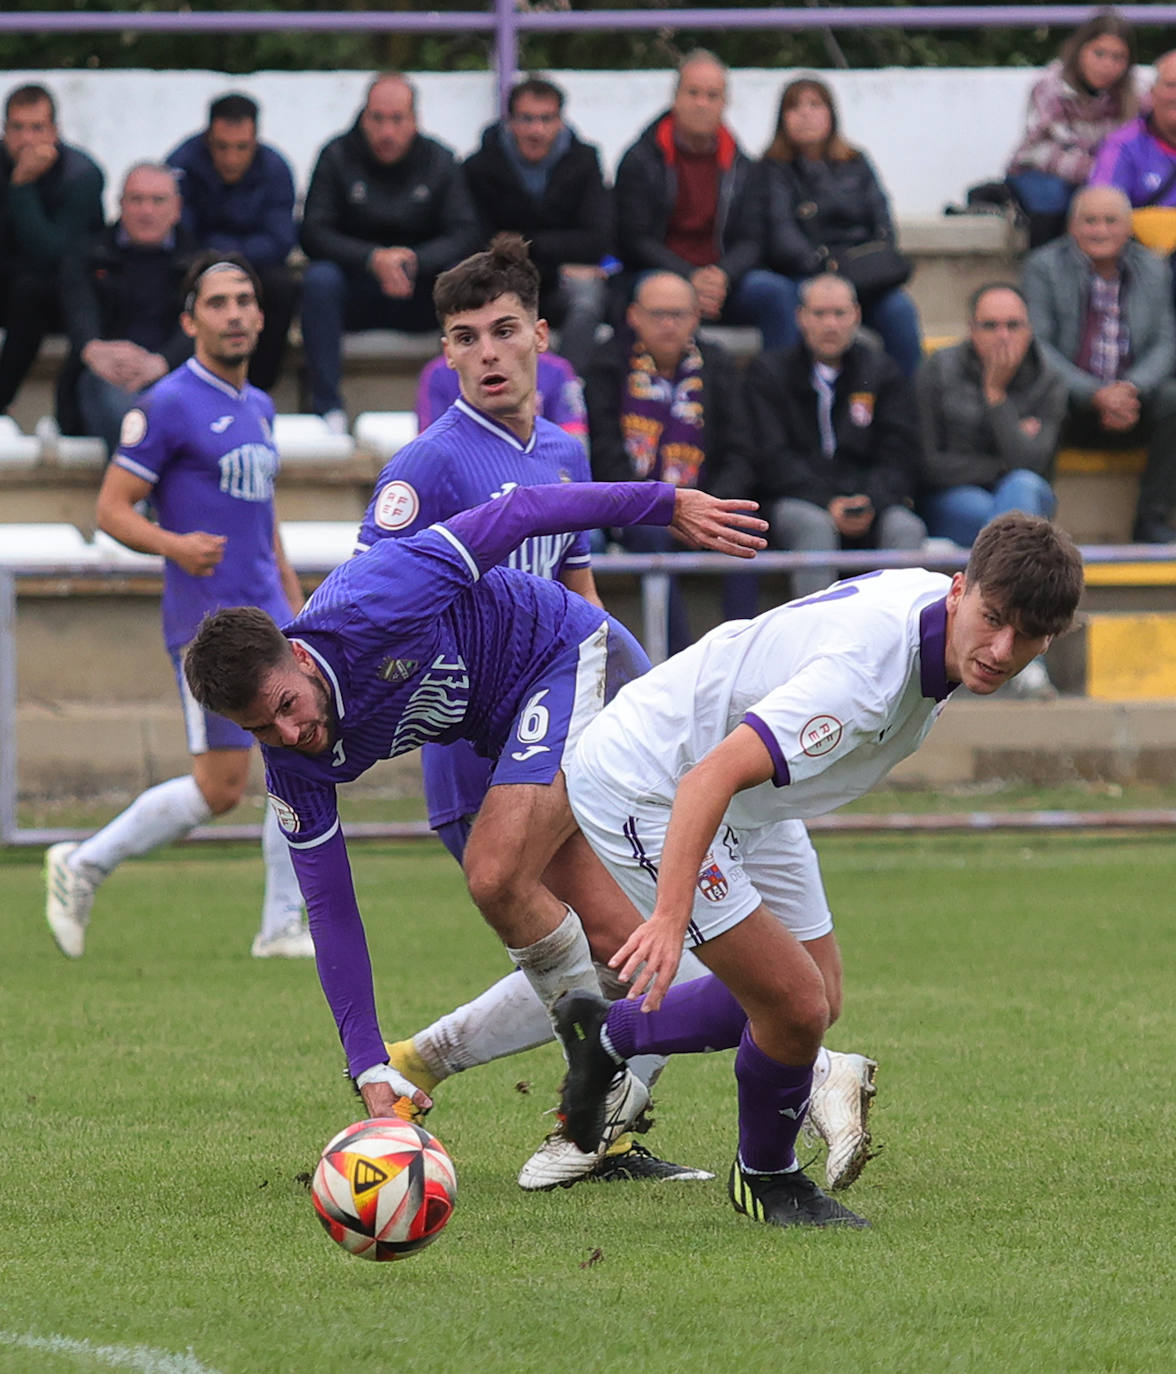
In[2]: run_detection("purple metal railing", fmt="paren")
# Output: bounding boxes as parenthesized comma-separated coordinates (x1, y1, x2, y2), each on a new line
(5, 5, 1176, 117)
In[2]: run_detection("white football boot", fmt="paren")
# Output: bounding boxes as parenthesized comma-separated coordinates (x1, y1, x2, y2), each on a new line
(45, 842, 99, 958)
(518, 1068, 651, 1190)
(804, 1051, 878, 1191)
(251, 919, 315, 959)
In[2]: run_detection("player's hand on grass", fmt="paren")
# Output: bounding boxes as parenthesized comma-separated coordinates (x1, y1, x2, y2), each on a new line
(168, 530, 227, 576)
(357, 1063, 433, 1122)
(670, 489, 767, 558)
(609, 912, 685, 1012)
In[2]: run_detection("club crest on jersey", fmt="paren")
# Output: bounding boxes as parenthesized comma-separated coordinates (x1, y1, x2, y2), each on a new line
(697, 853, 728, 902)
(267, 792, 299, 834)
(374, 480, 420, 531)
(849, 392, 875, 427)
(119, 408, 147, 448)
(379, 656, 419, 683)
(800, 714, 843, 757)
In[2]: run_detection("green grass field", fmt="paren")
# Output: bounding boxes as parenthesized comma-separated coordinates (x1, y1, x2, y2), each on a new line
(3, 830, 1176, 1374)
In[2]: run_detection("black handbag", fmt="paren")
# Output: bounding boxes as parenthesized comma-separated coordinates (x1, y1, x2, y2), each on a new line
(795, 198, 911, 299)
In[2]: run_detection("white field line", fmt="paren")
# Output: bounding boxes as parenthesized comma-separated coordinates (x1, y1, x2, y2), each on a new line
(0, 1330, 222, 1374)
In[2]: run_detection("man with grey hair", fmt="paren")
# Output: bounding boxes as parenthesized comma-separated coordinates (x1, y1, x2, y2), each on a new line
(1023, 183, 1176, 542)
(613, 50, 793, 349)
(744, 273, 925, 597)
(57, 162, 196, 454)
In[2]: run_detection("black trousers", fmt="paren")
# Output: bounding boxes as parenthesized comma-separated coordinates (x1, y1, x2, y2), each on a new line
(0, 267, 62, 412)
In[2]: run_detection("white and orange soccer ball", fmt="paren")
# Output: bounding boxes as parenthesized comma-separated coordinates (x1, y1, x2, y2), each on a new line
(311, 1118, 456, 1261)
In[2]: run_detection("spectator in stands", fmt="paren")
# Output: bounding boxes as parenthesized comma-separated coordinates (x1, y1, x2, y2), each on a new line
(57, 163, 195, 456)
(917, 284, 1066, 547)
(463, 76, 610, 375)
(1090, 48, 1176, 257)
(1007, 9, 1138, 249)
(416, 347, 586, 443)
(0, 83, 104, 415)
(745, 274, 925, 598)
(758, 75, 922, 378)
(166, 92, 297, 392)
(300, 72, 480, 430)
(1023, 184, 1176, 543)
(613, 50, 792, 350)
(584, 270, 756, 650)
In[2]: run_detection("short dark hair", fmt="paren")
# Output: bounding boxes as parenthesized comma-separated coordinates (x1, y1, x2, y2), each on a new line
(184, 608, 294, 716)
(182, 249, 264, 314)
(507, 76, 565, 116)
(968, 282, 1028, 319)
(433, 232, 541, 323)
(965, 513, 1083, 638)
(5, 84, 55, 123)
(208, 92, 259, 127)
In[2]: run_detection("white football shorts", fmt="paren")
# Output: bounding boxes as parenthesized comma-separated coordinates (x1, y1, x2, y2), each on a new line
(565, 752, 834, 947)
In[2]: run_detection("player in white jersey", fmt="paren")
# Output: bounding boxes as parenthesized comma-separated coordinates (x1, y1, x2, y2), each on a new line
(44, 253, 311, 961)
(552, 514, 1083, 1228)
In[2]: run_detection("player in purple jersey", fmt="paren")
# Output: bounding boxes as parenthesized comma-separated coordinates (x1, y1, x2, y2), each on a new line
(183, 479, 766, 1131)
(415, 348, 587, 443)
(44, 253, 312, 961)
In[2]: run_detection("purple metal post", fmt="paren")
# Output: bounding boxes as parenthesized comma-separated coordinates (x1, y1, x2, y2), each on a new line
(495, 0, 518, 118)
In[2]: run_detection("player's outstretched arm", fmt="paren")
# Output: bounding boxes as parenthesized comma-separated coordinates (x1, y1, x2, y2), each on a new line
(669, 488, 768, 558)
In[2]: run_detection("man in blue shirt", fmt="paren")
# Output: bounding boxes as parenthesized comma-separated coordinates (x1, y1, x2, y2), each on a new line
(167, 93, 297, 392)
(45, 251, 310, 962)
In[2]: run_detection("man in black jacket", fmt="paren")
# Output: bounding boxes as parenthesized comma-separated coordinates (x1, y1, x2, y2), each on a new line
(745, 274, 925, 598)
(299, 73, 480, 426)
(57, 163, 195, 455)
(585, 270, 757, 650)
(0, 83, 104, 413)
(613, 51, 791, 349)
(463, 76, 610, 374)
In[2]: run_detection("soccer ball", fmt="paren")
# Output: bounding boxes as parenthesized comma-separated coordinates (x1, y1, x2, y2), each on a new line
(311, 1118, 456, 1261)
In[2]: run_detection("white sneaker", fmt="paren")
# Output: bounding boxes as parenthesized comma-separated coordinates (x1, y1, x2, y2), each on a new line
(804, 1051, 878, 1191)
(45, 842, 99, 958)
(322, 408, 349, 436)
(251, 919, 315, 959)
(518, 1069, 651, 1191)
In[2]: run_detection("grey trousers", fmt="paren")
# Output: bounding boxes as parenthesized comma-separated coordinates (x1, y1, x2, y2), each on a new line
(771, 497, 927, 599)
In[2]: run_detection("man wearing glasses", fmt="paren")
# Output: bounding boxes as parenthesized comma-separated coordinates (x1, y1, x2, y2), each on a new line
(463, 76, 611, 374)
(915, 283, 1066, 547)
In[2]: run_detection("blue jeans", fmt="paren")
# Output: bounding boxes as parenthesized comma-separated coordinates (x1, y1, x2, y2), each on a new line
(861, 287, 923, 378)
(921, 469, 1056, 547)
(77, 369, 138, 457)
(300, 259, 437, 415)
(722, 269, 798, 351)
(1006, 170, 1074, 216)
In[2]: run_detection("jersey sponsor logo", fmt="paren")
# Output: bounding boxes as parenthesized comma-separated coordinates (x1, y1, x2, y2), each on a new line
(119, 408, 147, 448)
(697, 853, 728, 902)
(218, 443, 278, 502)
(331, 740, 346, 768)
(379, 656, 419, 684)
(268, 792, 300, 834)
(848, 392, 875, 427)
(510, 744, 550, 762)
(210, 414, 235, 433)
(389, 654, 470, 754)
(800, 714, 843, 757)
(489, 481, 519, 500)
(373, 480, 420, 531)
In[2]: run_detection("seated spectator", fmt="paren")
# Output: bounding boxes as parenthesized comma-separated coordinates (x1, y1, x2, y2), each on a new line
(0, 83, 104, 414)
(166, 92, 297, 392)
(584, 270, 756, 651)
(744, 274, 925, 599)
(1090, 49, 1176, 256)
(613, 50, 793, 350)
(1007, 9, 1137, 248)
(417, 347, 586, 443)
(1023, 185, 1176, 543)
(300, 72, 480, 428)
(758, 76, 922, 377)
(917, 284, 1066, 547)
(463, 76, 611, 375)
(57, 163, 194, 455)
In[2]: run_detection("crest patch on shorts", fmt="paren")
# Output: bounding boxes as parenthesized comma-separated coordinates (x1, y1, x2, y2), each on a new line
(697, 852, 728, 902)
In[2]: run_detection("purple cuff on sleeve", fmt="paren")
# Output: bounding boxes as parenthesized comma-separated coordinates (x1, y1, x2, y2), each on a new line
(744, 711, 790, 787)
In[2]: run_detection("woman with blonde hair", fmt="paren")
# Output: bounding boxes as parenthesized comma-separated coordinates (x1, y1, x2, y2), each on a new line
(758, 75, 922, 376)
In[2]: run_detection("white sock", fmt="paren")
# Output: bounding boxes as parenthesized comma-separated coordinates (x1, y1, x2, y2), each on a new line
(506, 906, 601, 1023)
(258, 805, 306, 939)
(414, 969, 553, 1080)
(73, 774, 211, 876)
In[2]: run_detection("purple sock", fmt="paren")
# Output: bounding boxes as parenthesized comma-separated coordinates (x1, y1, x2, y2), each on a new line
(604, 974, 748, 1059)
(734, 1024, 814, 1174)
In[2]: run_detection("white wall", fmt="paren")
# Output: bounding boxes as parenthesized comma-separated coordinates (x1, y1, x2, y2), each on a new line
(16, 66, 1079, 219)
